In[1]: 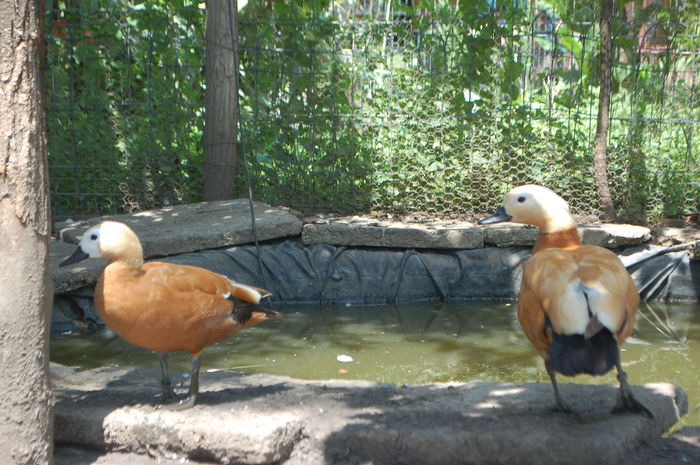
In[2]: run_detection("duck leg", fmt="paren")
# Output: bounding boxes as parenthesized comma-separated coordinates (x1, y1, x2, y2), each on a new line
(166, 354, 201, 410)
(546, 360, 573, 413)
(611, 354, 653, 418)
(158, 353, 176, 403)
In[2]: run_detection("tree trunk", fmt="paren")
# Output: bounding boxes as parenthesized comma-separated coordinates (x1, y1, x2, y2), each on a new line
(203, 0, 238, 200)
(0, 0, 54, 464)
(592, 0, 617, 221)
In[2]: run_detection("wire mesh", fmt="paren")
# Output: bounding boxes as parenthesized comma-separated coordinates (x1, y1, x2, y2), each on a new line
(46, 1, 205, 217)
(46, 1, 699, 223)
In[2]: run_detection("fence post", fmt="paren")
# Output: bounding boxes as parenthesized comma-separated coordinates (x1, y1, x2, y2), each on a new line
(204, 0, 238, 200)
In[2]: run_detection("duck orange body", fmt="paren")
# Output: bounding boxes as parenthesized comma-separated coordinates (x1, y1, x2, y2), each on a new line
(479, 185, 651, 416)
(95, 261, 270, 355)
(61, 220, 280, 408)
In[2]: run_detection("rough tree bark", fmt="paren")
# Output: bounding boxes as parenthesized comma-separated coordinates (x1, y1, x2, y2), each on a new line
(203, 0, 238, 200)
(0, 0, 54, 464)
(592, 0, 618, 221)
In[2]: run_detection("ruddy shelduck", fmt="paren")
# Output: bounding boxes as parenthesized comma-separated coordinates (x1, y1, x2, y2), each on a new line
(60, 220, 281, 409)
(479, 185, 652, 416)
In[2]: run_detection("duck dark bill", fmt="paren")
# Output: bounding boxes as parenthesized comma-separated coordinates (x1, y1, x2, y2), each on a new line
(478, 206, 513, 225)
(60, 246, 90, 267)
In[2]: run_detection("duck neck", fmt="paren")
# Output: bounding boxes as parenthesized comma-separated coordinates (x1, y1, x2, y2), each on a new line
(533, 227, 581, 254)
(122, 256, 144, 268)
(105, 254, 144, 269)
(102, 239, 144, 268)
(103, 259, 144, 286)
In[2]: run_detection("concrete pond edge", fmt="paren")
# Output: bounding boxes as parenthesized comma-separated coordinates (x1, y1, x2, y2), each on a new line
(49, 198, 699, 295)
(52, 364, 689, 465)
(48, 200, 700, 464)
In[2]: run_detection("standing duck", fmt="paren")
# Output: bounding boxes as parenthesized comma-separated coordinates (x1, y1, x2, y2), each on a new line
(479, 185, 652, 416)
(60, 220, 281, 409)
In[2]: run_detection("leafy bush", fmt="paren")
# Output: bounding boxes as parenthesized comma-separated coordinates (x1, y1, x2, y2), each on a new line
(46, 0, 699, 222)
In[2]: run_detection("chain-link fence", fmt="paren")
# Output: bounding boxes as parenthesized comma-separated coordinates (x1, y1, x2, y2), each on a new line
(46, 2, 204, 217)
(46, 1, 699, 223)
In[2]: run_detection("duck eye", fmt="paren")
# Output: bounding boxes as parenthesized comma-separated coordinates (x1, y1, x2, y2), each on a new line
(90, 234, 98, 240)
(517, 196, 526, 203)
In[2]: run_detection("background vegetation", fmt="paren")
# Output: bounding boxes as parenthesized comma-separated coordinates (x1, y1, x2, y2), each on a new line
(46, 0, 699, 224)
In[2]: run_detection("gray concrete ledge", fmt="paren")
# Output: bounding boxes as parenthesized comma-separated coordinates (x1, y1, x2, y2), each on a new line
(302, 217, 485, 249)
(52, 203, 699, 296)
(56, 427, 700, 465)
(301, 216, 651, 249)
(52, 364, 687, 465)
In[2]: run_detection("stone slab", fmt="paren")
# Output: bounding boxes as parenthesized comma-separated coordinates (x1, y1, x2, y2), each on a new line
(650, 227, 700, 249)
(52, 364, 687, 465)
(479, 223, 651, 248)
(579, 223, 652, 248)
(52, 199, 302, 293)
(302, 216, 651, 250)
(54, 446, 215, 465)
(483, 223, 540, 247)
(302, 217, 484, 249)
(56, 429, 700, 465)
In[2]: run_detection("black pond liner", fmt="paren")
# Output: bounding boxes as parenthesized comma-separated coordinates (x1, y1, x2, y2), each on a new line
(52, 240, 699, 334)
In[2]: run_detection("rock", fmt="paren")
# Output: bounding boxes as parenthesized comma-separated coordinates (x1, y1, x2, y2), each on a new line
(52, 199, 302, 293)
(53, 364, 687, 465)
(302, 221, 385, 247)
(54, 446, 215, 465)
(53, 366, 302, 464)
(579, 223, 651, 248)
(304, 216, 652, 250)
(101, 408, 301, 464)
(302, 217, 484, 249)
(56, 199, 302, 257)
(482, 223, 651, 249)
(650, 227, 700, 247)
(483, 224, 539, 247)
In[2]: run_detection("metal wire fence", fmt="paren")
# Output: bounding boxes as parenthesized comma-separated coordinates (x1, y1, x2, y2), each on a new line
(46, 1, 699, 224)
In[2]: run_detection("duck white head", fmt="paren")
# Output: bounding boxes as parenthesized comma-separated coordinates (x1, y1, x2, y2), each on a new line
(60, 221, 144, 267)
(478, 185, 577, 233)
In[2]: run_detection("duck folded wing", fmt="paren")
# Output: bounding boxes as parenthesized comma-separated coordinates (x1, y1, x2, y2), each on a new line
(122, 262, 271, 325)
(518, 246, 638, 353)
(142, 262, 269, 301)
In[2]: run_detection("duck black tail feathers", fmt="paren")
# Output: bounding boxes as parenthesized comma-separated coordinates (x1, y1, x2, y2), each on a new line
(230, 301, 282, 326)
(547, 323, 619, 377)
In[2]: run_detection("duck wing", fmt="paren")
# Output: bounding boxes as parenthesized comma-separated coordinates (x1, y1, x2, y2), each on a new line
(517, 246, 639, 357)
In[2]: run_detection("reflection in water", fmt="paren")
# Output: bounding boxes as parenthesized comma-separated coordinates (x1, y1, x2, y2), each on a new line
(51, 301, 700, 424)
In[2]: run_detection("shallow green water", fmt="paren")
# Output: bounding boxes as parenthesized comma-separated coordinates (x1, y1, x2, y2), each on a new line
(51, 301, 700, 426)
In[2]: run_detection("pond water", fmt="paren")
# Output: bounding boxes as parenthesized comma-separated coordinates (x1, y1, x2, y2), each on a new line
(51, 301, 700, 426)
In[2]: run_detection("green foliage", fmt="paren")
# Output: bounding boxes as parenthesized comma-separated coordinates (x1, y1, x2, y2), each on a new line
(236, 1, 373, 211)
(520, 0, 699, 222)
(47, 0, 204, 216)
(46, 0, 699, 222)
(354, 1, 601, 215)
